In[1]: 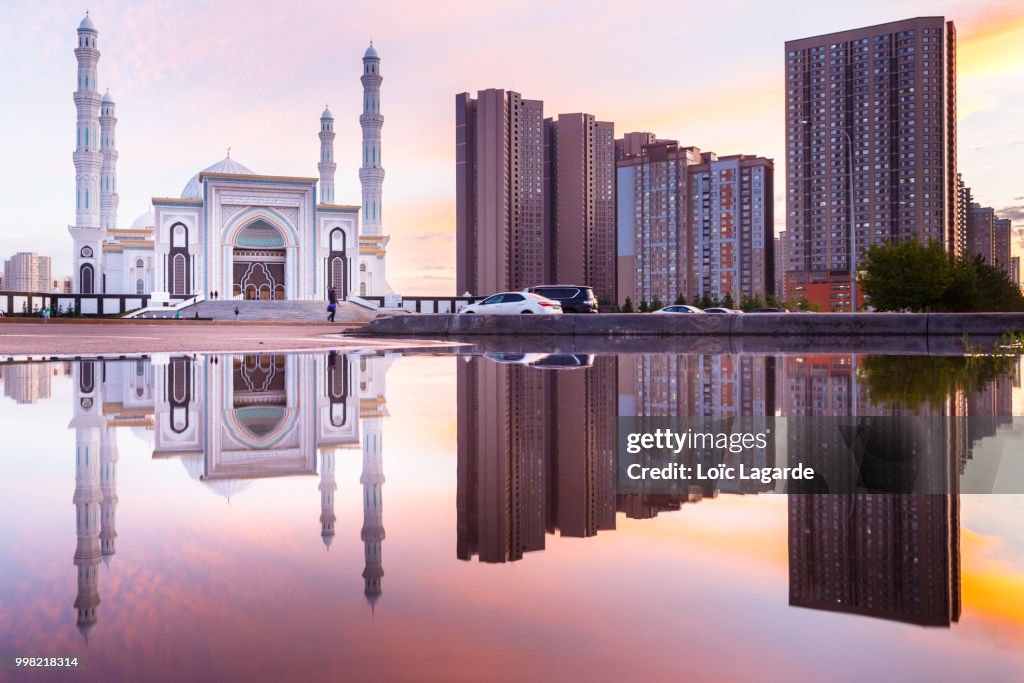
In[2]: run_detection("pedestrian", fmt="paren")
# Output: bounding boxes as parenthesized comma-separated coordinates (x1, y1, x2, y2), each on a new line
(209, 290, 214, 300)
(234, 305, 240, 321)
(194, 311, 200, 319)
(328, 286, 337, 304)
(327, 301, 336, 323)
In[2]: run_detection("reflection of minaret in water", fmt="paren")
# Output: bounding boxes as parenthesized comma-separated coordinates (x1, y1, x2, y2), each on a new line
(360, 415, 385, 611)
(71, 361, 103, 642)
(319, 450, 337, 550)
(100, 425, 119, 567)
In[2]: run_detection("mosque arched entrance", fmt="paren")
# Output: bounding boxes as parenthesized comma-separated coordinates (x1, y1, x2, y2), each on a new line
(231, 220, 287, 300)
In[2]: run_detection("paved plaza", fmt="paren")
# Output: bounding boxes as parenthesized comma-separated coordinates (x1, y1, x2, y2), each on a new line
(0, 320, 447, 356)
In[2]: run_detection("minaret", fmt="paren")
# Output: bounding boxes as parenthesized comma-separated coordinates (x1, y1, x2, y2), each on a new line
(358, 43, 392, 296)
(319, 449, 337, 550)
(360, 413, 385, 610)
(69, 13, 105, 293)
(73, 14, 102, 229)
(71, 361, 104, 642)
(359, 44, 384, 235)
(318, 107, 336, 204)
(99, 425, 119, 566)
(99, 90, 119, 230)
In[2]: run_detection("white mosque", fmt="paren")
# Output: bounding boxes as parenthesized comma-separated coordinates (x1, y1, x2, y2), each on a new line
(67, 13, 392, 301)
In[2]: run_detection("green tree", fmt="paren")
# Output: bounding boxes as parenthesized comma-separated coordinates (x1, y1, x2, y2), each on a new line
(721, 293, 735, 309)
(639, 299, 650, 313)
(674, 294, 687, 306)
(621, 297, 634, 313)
(651, 297, 665, 311)
(861, 240, 1024, 312)
(698, 294, 712, 310)
(860, 239, 953, 311)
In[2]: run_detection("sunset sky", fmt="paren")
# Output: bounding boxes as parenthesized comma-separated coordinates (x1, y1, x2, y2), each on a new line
(1, 0, 1021, 294)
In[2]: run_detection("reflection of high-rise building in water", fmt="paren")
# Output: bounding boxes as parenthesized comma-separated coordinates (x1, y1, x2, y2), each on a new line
(1, 361, 70, 404)
(65, 351, 393, 636)
(789, 494, 961, 627)
(616, 354, 777, 509)
(457, 355, 617, 563)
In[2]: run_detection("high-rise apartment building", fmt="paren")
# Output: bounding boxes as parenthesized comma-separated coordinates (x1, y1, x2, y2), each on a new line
(456, 91, 614, 298)
(616, 137, 774, 306)
(544, 114, 616, 303)
(456, 89, 546, 295)
(3, 252, 52, 292)
(966, 204, 1012, 277)
(994, 218, 1012, 275)
(1012, 256, 1021, 291)
(784, 17, 958, 305)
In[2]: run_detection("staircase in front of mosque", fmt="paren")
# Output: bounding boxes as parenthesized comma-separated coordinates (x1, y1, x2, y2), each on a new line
(176, 299, 378, 323)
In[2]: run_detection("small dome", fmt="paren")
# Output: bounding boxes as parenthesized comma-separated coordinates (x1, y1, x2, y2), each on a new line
(181, 156, 256, 200)
(130, 209, 154, 229)
(102, 90, 115, 104)
(363, 43, 378, 59)
(78, 14, 96, 32)
(321, 106, 333, 119)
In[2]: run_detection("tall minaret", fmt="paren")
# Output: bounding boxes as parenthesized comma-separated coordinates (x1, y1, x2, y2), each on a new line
(318, 107, 336, 204)
(359, 44, 383, 235)
(71, 361, 104, 642)
(319, 449, 337, 550)
(69, 14, 105, 293)
(358, 43, 392, 296)
(99, 90, 119, 230)
(360, 407, 385, 611)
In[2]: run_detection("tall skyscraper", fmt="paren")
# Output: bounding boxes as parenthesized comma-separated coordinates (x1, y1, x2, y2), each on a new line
(1011, 256, 1021, 291)
(456, 91, 614, 297)
(784, 17, 958, 305)
(616, 137, 774, 306)
(456, 89, 546, 295)
(545, 114, 616, 303)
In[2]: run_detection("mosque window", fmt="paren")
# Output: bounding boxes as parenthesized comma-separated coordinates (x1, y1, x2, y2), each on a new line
(136, 259, 145, 269)
(136, 279, 144, 294)
(81, 246, 93, 258)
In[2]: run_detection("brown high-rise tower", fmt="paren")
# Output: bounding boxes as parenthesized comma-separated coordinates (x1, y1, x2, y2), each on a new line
(784, 18, 958, 288)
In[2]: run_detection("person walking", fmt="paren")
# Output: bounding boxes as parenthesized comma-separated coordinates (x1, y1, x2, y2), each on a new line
(234, 305, 240, 321)
(327, 301, 336, 323)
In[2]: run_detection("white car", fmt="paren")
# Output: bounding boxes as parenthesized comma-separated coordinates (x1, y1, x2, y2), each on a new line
(653, 305, 705, 314)
(461, 292, 563, 315)
(703, 307, 744, 314)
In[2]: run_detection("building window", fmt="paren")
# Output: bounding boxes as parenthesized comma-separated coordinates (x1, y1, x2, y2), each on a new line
(80, 263, 95, 294)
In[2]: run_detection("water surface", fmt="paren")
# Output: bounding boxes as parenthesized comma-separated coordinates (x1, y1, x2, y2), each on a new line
(1, 350, 1022, 682)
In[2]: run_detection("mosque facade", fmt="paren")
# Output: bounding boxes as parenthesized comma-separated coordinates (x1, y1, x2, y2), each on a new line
(67, 14, 392, 301)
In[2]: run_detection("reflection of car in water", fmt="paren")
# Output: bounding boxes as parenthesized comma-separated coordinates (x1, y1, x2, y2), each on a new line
(483, 352, 594, 370)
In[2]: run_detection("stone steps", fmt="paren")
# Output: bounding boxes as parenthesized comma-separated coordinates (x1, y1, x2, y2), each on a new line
(173, 300, 377, 323)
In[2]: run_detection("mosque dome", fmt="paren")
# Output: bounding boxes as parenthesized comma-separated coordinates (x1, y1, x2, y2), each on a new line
(102, 90, 115, 104)
(130, 209, 154, 229)
(321, 106, 333, 119)
(181, 156, 255, 199)
(79, 14, 96, 32)
(364, 43, 378, 59)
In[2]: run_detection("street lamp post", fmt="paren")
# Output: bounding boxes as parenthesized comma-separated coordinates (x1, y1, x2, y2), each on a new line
(800, 120, 857, 312)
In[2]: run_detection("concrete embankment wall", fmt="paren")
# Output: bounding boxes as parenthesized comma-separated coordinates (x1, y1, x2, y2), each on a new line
(348, 312, 1024, 338)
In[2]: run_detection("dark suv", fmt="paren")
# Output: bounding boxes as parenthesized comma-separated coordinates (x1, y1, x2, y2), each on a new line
(524, 285, 598, 313)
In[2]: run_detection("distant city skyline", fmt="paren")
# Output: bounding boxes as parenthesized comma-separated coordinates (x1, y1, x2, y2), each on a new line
(1, 0, 1021, 293)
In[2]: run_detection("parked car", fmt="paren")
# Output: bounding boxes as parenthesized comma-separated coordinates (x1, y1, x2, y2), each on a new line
(703, 307, 743, 314)
(523, 285, 598, 313)
(461, 292, 562, 315)
(747, 307, 790, 313)
(529, 353, 594, 370)
(653, 305, 705, 314)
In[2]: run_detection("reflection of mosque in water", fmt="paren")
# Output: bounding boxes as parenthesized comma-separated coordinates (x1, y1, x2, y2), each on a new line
(68, 351, 393, 640)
